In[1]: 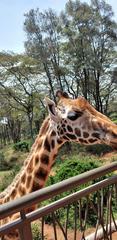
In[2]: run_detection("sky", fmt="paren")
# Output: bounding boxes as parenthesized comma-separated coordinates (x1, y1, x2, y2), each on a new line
(0, 0, 117, 53)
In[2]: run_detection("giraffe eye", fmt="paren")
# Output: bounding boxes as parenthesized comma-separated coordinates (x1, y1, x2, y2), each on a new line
(67, 111, 83, 121)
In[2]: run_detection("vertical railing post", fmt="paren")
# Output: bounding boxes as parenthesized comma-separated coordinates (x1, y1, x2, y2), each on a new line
(19, 211, 33, 240)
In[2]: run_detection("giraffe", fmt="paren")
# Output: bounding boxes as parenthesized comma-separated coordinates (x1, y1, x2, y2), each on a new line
(0, 90, 117, 240)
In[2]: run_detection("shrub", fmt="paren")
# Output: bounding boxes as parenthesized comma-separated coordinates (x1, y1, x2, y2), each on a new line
(47, 156, 100, 186)
(45, 156, 110, 227)
(110, 112, 117, 124)
(32, 223, 46, 240)
(0, 164, 20, 192)
(86, 144, 112, 156)
(13, 141, 29, 152)
(0, 152, 10, 170)
(8, 156, 19, 168)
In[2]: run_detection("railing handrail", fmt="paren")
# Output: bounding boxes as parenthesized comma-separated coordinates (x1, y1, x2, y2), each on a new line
(0, 161, 117, 219)
(1, 174, 117, 236)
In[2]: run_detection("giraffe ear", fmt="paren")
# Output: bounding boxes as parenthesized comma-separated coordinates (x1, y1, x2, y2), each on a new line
(45, 97, 58, 122)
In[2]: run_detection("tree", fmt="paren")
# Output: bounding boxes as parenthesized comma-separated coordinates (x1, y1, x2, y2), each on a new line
(60, 0, 117, 112)
(24, 8, 67, 101)
(24, 1, 117, 114)
(0, 52, 44, 139)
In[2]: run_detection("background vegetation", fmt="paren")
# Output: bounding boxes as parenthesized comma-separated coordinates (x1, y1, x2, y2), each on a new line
(0, 0, 117, 145)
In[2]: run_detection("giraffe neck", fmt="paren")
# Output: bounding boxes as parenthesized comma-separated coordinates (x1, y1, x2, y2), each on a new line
(0, 118, 63, 204)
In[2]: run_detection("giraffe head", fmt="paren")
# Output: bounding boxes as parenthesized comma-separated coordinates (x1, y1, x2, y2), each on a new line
(46, 90, 117, 149)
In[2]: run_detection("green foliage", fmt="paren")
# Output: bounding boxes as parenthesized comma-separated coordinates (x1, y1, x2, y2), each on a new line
(23, 1, 117, 113)
(13, 141, 29, 152)
(47, 156, 100, 188)
(0, 164, 20, 192)
(53, 156, 100, 183)
(110, 112, 117, 124)
(0, 152, 10, 170)
(32, 223, 46, 240)
(45, 156, 111, 227)
(86, 144, 112, 156)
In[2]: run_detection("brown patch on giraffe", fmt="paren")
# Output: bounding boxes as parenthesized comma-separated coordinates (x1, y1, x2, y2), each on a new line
(32, 181, 43, 192)
(26, 175, 32, 189)
(51, 130, 56, 137)
(4, 197, 9, 203)
(19, 185, 26, 196)
(67, 125, 73, 132)
(92, 132, 100, 139)
(79, 138, 88, 144)
(63, 135, 69, 141)
(57, 125, 60, 130)
(66, 133, 77, 140)
(60, 129, 64, 135)
(35, 167, 48, 180)
(11, 189, 17, 199)
(35, 154, 39, 165)
(83, 132, 89, 138)
(44, 137, 51, 152)
(88, 138, 97, 143)
(21, 173, 26, 184)
(5, 230, 19, 239)
(51, 139, 55, 149)
(25, 206, 36, 213)
(41, 154, 49, 165)
(75, 128, 81, 137)
(53, 153, 57, 160)
(57, 138, 63, 144)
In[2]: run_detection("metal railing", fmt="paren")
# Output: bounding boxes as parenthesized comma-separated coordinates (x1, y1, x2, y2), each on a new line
(0, 161, 117, 240)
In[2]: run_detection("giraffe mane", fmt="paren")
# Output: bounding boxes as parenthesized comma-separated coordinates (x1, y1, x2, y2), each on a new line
(39, 116, 50, 137)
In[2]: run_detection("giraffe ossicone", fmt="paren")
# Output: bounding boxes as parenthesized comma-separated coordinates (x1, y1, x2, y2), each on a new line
(0, 91, 117, 240)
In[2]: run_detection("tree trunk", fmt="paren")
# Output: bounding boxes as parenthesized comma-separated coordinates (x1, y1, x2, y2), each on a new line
(27, 112, 34, 140)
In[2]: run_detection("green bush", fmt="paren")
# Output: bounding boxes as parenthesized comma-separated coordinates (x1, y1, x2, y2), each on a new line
(0, 152, 10, 170)
(86, 144, 112, 156)
(13, 141, 29, 152)
(0, 164, 20, 192)
(32, 223, 46, 240)
(45, 156, 110, 228)
(110, 112, 117, 124)
(47, 156, 100, 186)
